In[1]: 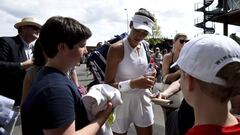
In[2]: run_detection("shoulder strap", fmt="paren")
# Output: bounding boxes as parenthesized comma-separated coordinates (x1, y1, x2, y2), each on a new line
(141, 41, 150, 63)
(171, 52, 174, 64)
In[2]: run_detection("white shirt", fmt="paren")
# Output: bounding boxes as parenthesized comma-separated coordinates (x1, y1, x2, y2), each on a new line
(21, 37, 33, 60)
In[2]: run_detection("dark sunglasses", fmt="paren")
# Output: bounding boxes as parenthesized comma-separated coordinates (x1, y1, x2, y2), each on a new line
(179, 39, 187, 44)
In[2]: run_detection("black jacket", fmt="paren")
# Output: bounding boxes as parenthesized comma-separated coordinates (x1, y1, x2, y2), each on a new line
(0, 35, 28, 105)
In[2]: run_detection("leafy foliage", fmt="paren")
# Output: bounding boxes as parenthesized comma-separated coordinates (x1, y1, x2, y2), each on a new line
(145, 17, 164, 46)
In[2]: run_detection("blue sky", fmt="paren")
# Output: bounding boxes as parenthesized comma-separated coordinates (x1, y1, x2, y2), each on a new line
(0, 0, 239, 46)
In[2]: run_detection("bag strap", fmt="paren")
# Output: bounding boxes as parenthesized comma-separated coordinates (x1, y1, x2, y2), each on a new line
(141, 41, 150, 63)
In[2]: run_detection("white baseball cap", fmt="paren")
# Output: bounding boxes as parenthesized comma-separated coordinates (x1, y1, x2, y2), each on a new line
(132, 14, 154, 34)
(176, 34, 240, 86)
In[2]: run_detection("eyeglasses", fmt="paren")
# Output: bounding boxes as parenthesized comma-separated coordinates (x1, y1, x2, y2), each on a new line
(179, 39, 187, 44)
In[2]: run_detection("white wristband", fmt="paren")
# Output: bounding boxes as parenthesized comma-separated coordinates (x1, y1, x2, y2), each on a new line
(118, 80, 131, 92)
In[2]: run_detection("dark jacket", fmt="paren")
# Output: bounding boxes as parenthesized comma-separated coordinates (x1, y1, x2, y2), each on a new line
(0, 35, 28, 105)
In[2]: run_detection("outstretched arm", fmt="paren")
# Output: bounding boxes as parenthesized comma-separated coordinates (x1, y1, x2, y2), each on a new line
(43, 102, 113, 135)
(150, 79, 181, 99)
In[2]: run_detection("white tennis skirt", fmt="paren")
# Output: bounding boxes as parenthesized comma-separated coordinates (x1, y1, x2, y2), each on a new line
(111, 89, 154, 133)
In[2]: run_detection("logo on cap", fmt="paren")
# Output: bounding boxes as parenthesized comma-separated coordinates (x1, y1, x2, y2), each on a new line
(143, 21, 149, 25)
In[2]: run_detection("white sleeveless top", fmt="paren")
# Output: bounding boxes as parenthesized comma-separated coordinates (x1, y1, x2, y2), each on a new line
(112, 39, 154, 132)
(115, 38, 149, 94)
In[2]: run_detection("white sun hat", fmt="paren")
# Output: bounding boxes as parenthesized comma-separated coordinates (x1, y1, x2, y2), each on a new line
(176, 34, 240, 86)
(14, 17, 42, 29)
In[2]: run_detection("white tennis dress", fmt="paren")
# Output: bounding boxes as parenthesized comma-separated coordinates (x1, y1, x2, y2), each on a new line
(111, 38, 154, 133)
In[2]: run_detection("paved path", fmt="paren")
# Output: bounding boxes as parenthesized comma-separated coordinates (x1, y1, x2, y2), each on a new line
(13, 64, 167, 135)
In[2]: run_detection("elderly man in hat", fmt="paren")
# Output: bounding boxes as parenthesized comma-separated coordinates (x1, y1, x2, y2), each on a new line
(0, 17, 41, 106)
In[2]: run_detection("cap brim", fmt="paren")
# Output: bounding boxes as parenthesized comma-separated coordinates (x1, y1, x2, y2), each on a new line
(133, 21, 152, 35)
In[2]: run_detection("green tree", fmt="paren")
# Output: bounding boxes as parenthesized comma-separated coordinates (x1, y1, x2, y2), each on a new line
(145, 18, 163, 47)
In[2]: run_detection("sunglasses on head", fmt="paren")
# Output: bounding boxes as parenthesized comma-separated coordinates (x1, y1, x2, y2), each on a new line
(179, 39, 187, 44)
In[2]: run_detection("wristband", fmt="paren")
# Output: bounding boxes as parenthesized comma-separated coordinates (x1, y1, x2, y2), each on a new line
(118, 80, 131, 92)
